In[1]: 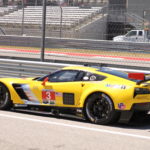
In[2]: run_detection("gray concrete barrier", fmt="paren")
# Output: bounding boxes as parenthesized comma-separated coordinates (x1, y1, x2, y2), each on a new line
(0, 35, 150, 52)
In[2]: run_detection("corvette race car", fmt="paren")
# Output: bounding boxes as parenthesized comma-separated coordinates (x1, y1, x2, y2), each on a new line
(0, 65, 150, 124)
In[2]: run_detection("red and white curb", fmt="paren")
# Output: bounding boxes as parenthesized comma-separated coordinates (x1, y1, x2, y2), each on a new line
(0, 47, 150, 62)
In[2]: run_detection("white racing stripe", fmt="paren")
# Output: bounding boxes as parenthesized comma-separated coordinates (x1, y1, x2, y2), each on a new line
(0, 113, 150, 140)
(46, 53, 66, 56)
(93, 56, 124, 60)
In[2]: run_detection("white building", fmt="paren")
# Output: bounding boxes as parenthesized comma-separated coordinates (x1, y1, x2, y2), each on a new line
(0, 0, 107, 6)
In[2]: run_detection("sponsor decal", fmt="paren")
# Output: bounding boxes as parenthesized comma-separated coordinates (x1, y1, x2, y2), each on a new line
(118, 103, 126, 110)
(21, 84, 39, 104)
(90, 75, 97, 81)
(106, 84, 126, 89)
(42, 89, 56, 105)
(55, 92, 62, 97)
(76, 109, 82, 113)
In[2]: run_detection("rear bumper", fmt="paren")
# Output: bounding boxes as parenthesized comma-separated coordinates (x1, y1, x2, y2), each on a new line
(131, 102, 150, 111)
(118, 103, 150, 124)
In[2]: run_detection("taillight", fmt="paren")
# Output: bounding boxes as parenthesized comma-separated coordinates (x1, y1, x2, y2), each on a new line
(134, 88, 150, 97)
(128, 73, 145, 80)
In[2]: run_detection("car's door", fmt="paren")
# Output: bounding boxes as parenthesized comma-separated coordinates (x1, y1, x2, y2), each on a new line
(22, 70, 106, 107)
(30, 70, 85, 107)
(136, 30, 144, 42)
(124, 30, 137, 42)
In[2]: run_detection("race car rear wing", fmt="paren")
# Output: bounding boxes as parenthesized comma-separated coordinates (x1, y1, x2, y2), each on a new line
(128, 73, 150, 85)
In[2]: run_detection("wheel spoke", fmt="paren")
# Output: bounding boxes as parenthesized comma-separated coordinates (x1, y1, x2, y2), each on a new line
(85, 93, 119, 124)
(89, 96, 111, 120)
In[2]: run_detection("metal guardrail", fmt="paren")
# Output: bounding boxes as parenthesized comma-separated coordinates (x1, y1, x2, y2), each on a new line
(0, 59, 75, 78)
(0, 59, 150, 78)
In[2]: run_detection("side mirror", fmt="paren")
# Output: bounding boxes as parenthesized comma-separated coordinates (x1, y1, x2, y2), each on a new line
(42, 77, 49, 86)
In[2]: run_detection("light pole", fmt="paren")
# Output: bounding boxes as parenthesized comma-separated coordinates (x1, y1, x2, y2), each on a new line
(21, 0, 25, 35)
(60, 6, 63, 38)
(41, 0, 47, 62)
(35, 0, 38, 6)
(143, 10, 146, 29)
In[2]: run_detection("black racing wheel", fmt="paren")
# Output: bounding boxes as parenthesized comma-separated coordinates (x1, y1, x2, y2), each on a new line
(0, 83, 12, 110)
(84, 92, 120, 125)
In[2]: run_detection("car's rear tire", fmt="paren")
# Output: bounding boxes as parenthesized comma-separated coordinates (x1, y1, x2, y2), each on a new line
(0, 83, 12, 110)
(84, 92, 120, 125)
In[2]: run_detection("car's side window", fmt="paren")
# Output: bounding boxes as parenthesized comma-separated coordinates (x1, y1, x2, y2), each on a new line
(49, 70, 80, 82)
(75, 71, 86, 81)
(82, 72, 106, 81)
(138, 31, 143, 36)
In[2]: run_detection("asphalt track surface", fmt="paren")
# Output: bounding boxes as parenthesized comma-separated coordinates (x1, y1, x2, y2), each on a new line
(1, 46, 150, 66)
(0, 110, 150, 150)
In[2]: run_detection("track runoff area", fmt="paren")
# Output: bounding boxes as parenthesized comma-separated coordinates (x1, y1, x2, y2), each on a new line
(0, 110, 150, 150)
(1, 46, 150, 62)
(0, 46, 150, 150)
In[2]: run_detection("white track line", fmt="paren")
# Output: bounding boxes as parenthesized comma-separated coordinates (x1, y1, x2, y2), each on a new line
(0, 113, 150, 140)
(93, 56, 124, 60)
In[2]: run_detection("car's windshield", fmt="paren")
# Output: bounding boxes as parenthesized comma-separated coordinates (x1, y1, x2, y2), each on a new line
(98, 68, 140, 82)
(125, 31, 137, 37)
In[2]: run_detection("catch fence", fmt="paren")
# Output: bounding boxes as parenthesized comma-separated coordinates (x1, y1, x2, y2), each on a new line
(0, 0, 150, 66)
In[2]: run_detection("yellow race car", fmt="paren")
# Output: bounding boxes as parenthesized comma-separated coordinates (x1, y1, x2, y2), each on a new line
(0, 65, 150, 124)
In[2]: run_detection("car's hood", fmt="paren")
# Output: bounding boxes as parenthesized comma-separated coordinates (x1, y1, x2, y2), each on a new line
(0, 77, 35, 84)
(113, 35, 124, 41)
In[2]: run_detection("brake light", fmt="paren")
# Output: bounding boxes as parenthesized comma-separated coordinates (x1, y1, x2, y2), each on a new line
(128, 73, 145, 80)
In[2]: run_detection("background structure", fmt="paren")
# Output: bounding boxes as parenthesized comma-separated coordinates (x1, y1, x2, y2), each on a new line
(0, 0, 149, 40)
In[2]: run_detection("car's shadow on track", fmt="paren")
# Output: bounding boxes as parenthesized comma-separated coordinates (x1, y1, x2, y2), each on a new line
(10, 109, 150, 130)
(11, 108, 87, 123)
(114, 114, 150, 130)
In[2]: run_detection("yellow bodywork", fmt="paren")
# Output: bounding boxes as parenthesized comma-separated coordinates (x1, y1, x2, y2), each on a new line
(0, 66, 150, 111)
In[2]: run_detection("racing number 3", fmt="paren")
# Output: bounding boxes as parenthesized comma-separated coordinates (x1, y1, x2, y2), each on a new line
(42, 90, 55, 103)
(45, 91, 51, 100)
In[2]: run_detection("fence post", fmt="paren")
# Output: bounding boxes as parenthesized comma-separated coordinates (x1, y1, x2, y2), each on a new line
(60, 6, 63, 38)
(21, 0, 25, 35)
(41, 0, 47, 62)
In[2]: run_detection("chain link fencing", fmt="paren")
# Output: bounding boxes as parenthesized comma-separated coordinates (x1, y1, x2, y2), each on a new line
(0, 0, 150, 65)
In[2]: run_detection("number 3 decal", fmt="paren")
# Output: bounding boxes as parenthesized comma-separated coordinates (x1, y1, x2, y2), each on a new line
(45, 91, 51, 100)
(42, 90, 55, 104)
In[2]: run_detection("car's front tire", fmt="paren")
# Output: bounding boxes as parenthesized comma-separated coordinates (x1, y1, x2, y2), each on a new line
(0, 83, 12, 110)
(84, 92, 120, 125)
